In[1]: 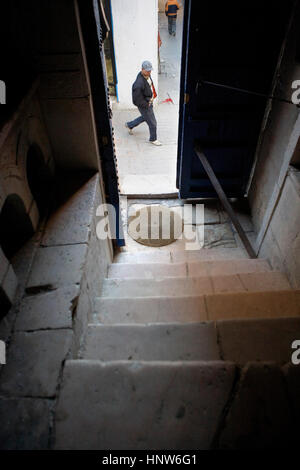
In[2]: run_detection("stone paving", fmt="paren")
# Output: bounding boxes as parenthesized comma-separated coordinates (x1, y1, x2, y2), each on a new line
(112, 11, 184, 196)
(119, 196, 257, 255)
(0, 173, 112, 449)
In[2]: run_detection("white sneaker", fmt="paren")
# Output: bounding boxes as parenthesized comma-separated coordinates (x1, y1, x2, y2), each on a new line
(125, 123, 133, 135)
(150, 140, 162, 146)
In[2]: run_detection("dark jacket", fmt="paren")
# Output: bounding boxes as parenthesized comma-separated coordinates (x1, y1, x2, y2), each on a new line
(132, 72, 152, 109)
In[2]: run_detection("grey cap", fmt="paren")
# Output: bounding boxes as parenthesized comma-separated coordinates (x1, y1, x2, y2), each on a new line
(142, 60, 153, 71)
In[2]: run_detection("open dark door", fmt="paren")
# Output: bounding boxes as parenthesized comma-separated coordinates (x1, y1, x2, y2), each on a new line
(177, 0, 293, 199)
(78, 0, 124, 246)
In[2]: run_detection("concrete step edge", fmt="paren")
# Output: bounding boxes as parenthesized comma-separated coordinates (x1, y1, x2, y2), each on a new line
(107, 259, 272, 278)
(105, 271, 280, 284)
(64, 359, 234, 367)
(113, 249, 247, 263)
(95, 289, 299, 302)
(110, 259, 270, 266)
(87, 316, 300, 328)
(105, 270, 285, 281)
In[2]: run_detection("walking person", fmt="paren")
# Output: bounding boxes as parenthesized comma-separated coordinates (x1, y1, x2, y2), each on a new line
(125, 61, 162, 146)
(165, 0, 180, 36)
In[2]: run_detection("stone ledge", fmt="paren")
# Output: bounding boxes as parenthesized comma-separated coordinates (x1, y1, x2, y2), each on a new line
(0, 329, 73, 397)
(26, 244, 88, 290)
(15, 286, 80, 332)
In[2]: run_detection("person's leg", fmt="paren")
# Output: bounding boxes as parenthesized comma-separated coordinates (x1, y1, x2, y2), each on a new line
(139, 106, 157, 141)
(168, 16, 172, 35)
(126, 114, 145, 129)
(171, 17, 176, 35)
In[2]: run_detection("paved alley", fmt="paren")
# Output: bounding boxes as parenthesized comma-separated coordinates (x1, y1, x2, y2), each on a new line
(112, 9, 184, 196)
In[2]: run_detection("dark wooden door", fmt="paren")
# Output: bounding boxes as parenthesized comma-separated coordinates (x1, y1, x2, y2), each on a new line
(177, 0, 293, 198)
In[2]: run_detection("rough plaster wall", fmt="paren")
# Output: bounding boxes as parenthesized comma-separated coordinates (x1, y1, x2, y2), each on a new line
(73, 175, 113, 356)
(33, 0, 99, 170)
(8, 0, 101, 170)
(111, 0, 158, 109)
(248, 10, 300, 286)
(249, 15, 300, 232)
(1, 0, 100, 170)
(259, 169, 300, 288)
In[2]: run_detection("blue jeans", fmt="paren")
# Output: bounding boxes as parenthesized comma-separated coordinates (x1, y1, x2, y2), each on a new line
(127, 105, 157, 141)
(168, 16, 176, 35)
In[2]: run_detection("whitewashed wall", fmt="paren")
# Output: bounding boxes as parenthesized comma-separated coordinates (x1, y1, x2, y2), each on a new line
(111, 0, 158, 109)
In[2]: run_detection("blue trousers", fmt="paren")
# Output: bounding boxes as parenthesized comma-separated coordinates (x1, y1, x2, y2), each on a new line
(168, 16, 176, 35)
(127, 105, 157, 141)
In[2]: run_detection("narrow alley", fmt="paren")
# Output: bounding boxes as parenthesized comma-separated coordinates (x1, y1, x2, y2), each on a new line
(112, 8, 183, 196)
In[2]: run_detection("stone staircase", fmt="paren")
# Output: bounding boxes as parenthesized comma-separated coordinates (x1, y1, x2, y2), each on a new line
(54, 249, 300, 450)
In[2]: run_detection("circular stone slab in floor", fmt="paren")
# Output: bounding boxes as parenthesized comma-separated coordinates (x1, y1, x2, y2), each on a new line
(127, 204, 183, 247)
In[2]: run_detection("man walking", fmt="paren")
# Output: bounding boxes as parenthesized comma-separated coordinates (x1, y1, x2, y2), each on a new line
(125, 61, 162, 146)
(165, 0, 180, 36)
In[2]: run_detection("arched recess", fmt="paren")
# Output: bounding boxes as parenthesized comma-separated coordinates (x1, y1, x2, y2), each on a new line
(0, 194, 34, 260)
(26, 143, 54, 217)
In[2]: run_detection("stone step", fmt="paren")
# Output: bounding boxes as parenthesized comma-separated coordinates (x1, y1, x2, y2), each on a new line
(114, 247, 247, 264)
(107, 259, 271, 279)
(101, 271, 290, 298)
(81, 317, 300, 364)
(94, 290, 300, 323)
(81, 323, 220, 361)
(54, 360, 236, 450)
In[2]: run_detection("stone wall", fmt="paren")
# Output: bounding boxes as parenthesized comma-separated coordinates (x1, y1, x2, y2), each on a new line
(0, 84, 54, 316)
(11, 0, 100, 171)
(248, 6, 300, 287)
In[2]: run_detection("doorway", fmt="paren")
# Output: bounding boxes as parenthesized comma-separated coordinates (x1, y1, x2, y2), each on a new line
(104, 0, 184, 197)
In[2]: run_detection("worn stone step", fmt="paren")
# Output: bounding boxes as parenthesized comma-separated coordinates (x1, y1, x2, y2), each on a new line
(82, 317, 300, 365)
(101, 271, 290, 298)
(108, 262, 187, 279)
(107, 259, 271, 279)
(55, 360, 236, 450)
(217, 317, 300, 365)
(81, 323, 220, 361)
(114, 247, 247, 264)
(94, 290, 300, 323)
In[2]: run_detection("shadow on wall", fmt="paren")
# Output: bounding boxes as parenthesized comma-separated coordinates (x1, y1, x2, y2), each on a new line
(0, 144, 55, 317)
(26, 143, 54, 217)
(0, 194, 34, 261)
